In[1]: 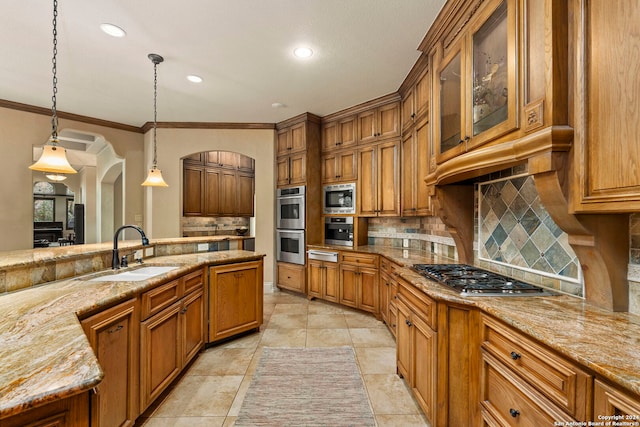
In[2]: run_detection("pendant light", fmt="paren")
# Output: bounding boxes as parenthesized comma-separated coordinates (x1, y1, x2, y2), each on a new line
(29, 0, 77, 176)
(141, 53, 168, 187)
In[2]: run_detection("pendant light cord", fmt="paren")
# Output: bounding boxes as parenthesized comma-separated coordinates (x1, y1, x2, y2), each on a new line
(152, 58, 158, 168)
(51, 0, 59, 143)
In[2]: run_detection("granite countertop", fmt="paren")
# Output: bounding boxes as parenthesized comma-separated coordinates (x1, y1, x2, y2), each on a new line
(310, 244, 640, 397)
(0, 250, 265, 418)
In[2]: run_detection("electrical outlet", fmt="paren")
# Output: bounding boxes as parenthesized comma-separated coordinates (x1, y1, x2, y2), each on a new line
(403, 249, 409, 258)
(403, 238, 409, 248)
(134, 250, 143, 260)
(145, 247, 154, 257)
(197, 243, 208, 252)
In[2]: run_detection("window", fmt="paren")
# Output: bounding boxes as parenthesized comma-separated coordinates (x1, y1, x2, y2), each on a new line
(34, 198, 55, 222)
(66, 199, 75, 229)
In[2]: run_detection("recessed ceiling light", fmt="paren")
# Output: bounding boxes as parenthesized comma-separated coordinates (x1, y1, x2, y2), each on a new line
(99, 23, 126, 38)
(293, 47, 313, 58)
(272, 102, 286, 108)
(187, 75, 203, 83)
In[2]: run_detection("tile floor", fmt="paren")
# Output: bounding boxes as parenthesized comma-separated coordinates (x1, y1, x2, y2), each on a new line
(135, 288, 430, 426)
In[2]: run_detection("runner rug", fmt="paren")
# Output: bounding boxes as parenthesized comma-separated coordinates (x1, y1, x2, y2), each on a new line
(235, 347, 376, 426)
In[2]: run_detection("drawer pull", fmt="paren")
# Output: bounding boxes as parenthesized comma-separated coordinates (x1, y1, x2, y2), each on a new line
(509, 408, 520, 418)
(108, 324, 123, 333)
(405, 319, 412, 327)
(510, 351, 521, 360)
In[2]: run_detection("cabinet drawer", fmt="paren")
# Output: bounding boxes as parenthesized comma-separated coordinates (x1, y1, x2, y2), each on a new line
(141, 279, 182, 320)
(183, 268, 204, 295)
(340, 252, 378, 268)
(481, 314, 591, 420)
(277, 262, 305, 292)
(397, 278, 436, 330)
(594, 379, 640, 418)
(481, 350, 573, 425)
(380, 257, 401, 276)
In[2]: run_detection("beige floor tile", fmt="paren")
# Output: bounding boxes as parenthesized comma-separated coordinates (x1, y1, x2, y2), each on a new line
(222, 416, 237, 426)
(153, 375, 243, 417)
(345, 311, 387, 328)
(363, 373, 421, 415)
(214, 330, 262, 349)
(187, 347, 255, 376)
(244, 347, 263, 376)
(376, 414, 431, 427)
(308, 300, 345, 314)
(349, 328, 396, 347)
(271, 302, 309, 314)
(141, 417, 226, 427)
(258, 328, 307, 347)
(227, 374, 253, 417)
(305, 328, 353, 347)
(266, 313, 308, 328)
(355, 347, 398, 374)
(307, 313, 348, 328)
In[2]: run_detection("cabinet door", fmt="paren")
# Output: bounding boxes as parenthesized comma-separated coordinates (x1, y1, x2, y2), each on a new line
(358, 267, 379, 313)
(401, 131, 416, 216)
(322, 153, 339, 183)
(81, 298, 138, 427)
(339, 264, 358, 308)
(357, 109, 377, 144)
(411, 313, 437, 422)
(219, 169, 237, 215)
(183, 165, 204, 216)
(377, 139, 400, 216)
(237, 154, 255, 173)
(288, 153, 307, 185)
(236, 172, 255, 216)
(401, 88, 416, 131)
(377, 102, 400, 140)
(379, 272, 392, 324)
(338, 150, 357, 182)
(218, 151, 239, 169)
(181, 289, 204, 366)
(204, 169, 221, 216)
(396, 299, 411, 380)
(324, 262, 339, 302)
(183, 152, 203, 164)
(436, 43, 465, 163)
(276, 129, 291, 156)
(2, 393, 89, 427)
(276, 156, 291, 187)
(140, 301, 182, 411)
(415, 68, 430, 119)
(357, 145, 377, 216)
(322, 120, 338, 151)
(594, 379, 640, 418)
(290, 122, 307, 153)
(307, 260, 323, 298)
(209, 261, 262, 342)
(337, 116, 358, 148)
(414, 118, 431, 215)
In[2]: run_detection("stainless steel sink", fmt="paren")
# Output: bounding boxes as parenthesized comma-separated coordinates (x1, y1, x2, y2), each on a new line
(89, 266, 179, 282)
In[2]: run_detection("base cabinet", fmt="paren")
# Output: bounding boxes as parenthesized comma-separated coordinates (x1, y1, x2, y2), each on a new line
(140, 269, 205, 412)
(307, 259, 339, 303)
(81, 298, 139, 427)
(209, 260, 264, 343)
(1, 393, 90, 427)
(276, 262, 306, 294)
(594, 379, 640, 418)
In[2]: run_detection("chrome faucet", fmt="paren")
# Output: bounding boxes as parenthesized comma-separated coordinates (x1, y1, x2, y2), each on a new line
(112, 225, 149, 269)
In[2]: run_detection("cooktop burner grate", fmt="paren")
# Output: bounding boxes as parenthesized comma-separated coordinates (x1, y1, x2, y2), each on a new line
(412, 264, 554, 297)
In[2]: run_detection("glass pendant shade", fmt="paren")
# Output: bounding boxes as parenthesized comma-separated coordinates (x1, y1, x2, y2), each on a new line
(141, 168, 168, 187)
(45, 173, 67, 181)
(29, 144, 77, 174)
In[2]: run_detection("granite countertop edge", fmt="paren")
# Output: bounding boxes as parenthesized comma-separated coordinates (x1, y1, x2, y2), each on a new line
(309, 244, 640, 397)
(0, 250, 265, 418)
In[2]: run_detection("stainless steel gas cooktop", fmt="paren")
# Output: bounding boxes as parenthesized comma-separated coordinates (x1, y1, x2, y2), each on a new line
(412, 264, 555, 297)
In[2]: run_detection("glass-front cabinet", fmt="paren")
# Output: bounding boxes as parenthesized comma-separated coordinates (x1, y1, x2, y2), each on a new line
(435, 0, 517, 163)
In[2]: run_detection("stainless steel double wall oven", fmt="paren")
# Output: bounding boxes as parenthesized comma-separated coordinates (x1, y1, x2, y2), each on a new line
(276, 186, 306, 265)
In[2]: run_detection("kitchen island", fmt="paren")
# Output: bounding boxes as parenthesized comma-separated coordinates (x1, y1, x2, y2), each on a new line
(0, 245, 264, 424)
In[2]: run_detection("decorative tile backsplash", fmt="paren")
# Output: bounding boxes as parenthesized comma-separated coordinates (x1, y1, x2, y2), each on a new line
(478, 175, 581, 286)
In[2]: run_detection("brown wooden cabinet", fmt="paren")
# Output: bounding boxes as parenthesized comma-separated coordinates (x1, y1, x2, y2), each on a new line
(321, 115, 358, 152)
(277, 121, 307, 156)
(401, 117, 432, 216)
(276, 152, 307, 187)
(401, 66, 430, 132)
(276, 113, 321, 190)
(480, 314, 592, 425)
(433, 0, 518, 164)
(357, 102, 400, 144)
(321, 149, 357, 184)
(140, 269, 205, 411)
(594, 379, 640, 419)
(339, 252, 379, 314)
(1, 392, 90, 427)
(357, 139, 400, 216)
(209, 260, 264, 343)
(183, 151, 255, 217)
(276, 261, 306, 294)
(396, 296, 437, 422)
(81, 298, 139, 427)
(307, 258, 339, 303)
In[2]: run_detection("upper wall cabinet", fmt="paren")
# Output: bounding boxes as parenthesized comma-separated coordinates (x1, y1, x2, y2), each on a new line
(321, 115, 357, 152)
(401, 66, 430, 132)
(571, 0, 640, 212)
(357, 102, 401, 144)
(275, 113, 321, 189)
(433, 0, 518, 164)
(276, 122, 307, 156)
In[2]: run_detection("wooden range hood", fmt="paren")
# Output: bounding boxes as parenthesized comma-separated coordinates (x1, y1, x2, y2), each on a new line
(425, 127, 629, 312)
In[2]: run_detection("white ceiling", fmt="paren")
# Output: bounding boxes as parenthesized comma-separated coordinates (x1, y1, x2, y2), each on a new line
(1, 0, 445, 127)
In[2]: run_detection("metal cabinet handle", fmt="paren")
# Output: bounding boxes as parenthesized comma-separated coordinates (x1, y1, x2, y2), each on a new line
(509, 408, 520, 417)
(510, 351, 521, 360)
(405, 319, 412, 327)
(108, 324, 124, 333)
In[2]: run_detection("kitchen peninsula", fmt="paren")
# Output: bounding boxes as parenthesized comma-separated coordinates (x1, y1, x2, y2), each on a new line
(0, 236, 264, 426)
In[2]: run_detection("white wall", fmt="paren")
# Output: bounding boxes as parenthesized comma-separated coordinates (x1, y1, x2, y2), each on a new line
(143, 128, 276, 281)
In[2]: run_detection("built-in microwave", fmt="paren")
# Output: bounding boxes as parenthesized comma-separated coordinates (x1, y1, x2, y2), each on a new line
(323, 183, 356, 215)
(276, 186, 305, 230)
